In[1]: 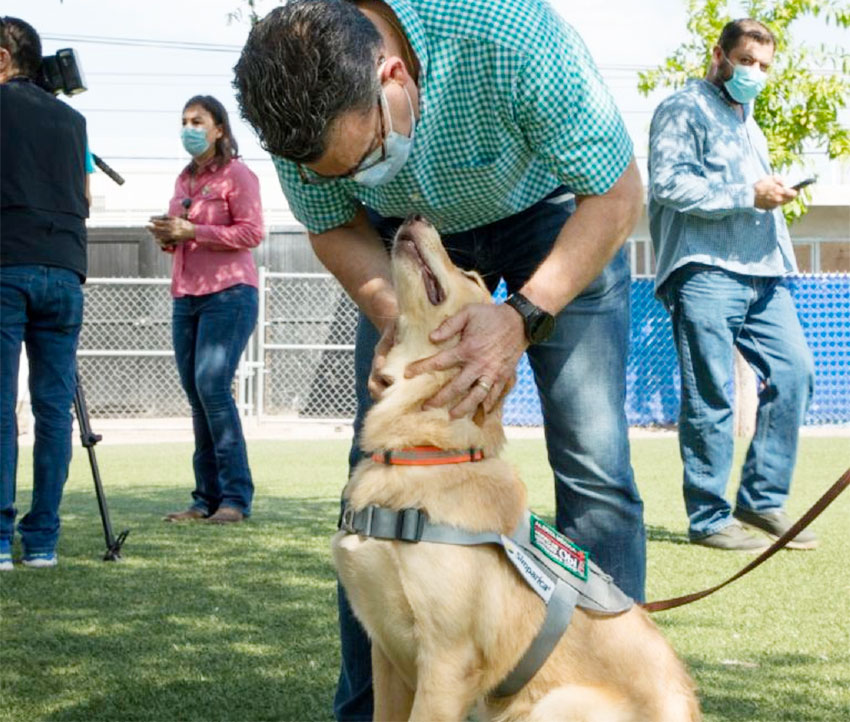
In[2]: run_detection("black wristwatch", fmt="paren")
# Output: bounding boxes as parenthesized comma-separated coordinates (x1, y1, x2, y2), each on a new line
(504, 292, 556, 344)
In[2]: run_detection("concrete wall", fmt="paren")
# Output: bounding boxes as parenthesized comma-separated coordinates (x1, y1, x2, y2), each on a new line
(87, 224, 319, 278)
(87, 205, 849, 278)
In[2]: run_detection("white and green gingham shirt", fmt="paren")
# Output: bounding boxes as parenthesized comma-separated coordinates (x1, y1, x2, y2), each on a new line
(273, 0, 633, 235)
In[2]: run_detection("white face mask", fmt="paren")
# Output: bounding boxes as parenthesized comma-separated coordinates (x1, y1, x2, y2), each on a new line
(352, 84, 416, 188)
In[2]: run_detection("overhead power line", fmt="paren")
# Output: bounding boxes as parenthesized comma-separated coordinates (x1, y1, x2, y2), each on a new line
(41, 34, 242, 53)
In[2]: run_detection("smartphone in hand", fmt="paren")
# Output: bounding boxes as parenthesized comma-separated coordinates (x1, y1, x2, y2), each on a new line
(791, 176, 817, 191)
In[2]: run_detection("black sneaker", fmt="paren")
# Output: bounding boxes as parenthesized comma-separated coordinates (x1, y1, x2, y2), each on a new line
(734, 508, 819, 550)
(690, 521, 770, 551)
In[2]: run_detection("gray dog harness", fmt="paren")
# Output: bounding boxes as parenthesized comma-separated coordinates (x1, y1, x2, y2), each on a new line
(338, 501, 633, 697)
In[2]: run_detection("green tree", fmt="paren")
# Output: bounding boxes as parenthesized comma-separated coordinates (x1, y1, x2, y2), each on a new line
(638, 0, 850, 223)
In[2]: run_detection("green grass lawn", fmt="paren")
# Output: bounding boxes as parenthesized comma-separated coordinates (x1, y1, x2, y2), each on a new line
(1, 435, 848, 721)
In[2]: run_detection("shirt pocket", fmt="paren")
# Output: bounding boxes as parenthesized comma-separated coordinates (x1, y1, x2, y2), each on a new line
(192, 196, 231, 225)
(428, 154, 520, 210)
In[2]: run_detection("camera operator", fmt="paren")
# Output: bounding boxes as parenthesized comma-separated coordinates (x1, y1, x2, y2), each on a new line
(0, 17, 91, 570)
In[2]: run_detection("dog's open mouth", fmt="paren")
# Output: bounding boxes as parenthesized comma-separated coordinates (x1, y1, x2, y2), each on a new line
(395, 232, 446, 305)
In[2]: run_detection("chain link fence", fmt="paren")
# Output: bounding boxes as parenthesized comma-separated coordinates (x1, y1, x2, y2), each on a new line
(257, 271, 359, 420)
(78, 272, 850, 426)
(78, 279, 187, 417)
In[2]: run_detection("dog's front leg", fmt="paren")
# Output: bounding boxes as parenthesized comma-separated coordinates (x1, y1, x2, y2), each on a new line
(408, 652, 480, 722)
(372, 643, 414, 722)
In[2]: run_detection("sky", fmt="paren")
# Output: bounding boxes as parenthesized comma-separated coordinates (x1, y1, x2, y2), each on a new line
(5, 0, 848, 222)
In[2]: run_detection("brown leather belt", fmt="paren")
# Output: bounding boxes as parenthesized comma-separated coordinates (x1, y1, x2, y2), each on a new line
(643, 466, 850, 613)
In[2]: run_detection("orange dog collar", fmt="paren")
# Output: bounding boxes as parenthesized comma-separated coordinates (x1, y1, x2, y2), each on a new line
(371, 446, 484, 465)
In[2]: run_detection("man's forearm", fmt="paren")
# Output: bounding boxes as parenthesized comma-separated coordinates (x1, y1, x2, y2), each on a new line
(308, 207, 398, 331)
(520, 159, 644, 313)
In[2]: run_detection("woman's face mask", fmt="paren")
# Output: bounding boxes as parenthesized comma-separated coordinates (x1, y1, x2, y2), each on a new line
(353, 83, 416, 188)
(722, 52, 768, 104)
(181, 126, 211, 157)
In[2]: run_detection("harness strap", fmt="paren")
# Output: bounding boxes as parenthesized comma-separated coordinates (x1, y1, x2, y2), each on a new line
(340, 504, 502, 545)
(370, 446, 485, 465)
(491, 580, 579, 698)
(338, 503, 629, 695)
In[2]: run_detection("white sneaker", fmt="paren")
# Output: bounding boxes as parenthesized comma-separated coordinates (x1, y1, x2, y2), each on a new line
(22, 552, 57, 568)
(0, 541, 12, 571)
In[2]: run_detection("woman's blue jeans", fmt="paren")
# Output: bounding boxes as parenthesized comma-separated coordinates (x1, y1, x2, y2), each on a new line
(334, 191, 645, 721)
(1, 265, 83, 555)
(172, 284, 257, 516)
(660, 264, 814, 539)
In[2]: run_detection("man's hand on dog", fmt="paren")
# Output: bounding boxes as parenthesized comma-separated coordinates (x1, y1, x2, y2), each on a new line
(404, 303, 527, 417)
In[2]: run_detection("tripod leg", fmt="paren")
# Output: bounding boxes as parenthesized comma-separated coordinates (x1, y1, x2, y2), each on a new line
(73, 369, 129, 560)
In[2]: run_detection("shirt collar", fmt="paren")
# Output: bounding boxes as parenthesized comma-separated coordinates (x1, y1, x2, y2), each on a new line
(693, 78, 751, 120)
(384, 0, 429, 82)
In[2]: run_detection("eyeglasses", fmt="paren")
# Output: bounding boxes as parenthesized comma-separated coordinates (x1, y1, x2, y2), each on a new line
(297, 94, 387, 185)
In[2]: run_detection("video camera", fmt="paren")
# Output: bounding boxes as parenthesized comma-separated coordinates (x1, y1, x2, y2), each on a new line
(40, 48, 87, 96)
(37, 48, 124, 185)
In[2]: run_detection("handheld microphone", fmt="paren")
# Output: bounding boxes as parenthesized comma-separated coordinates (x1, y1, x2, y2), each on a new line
(92, 154, 125, 185)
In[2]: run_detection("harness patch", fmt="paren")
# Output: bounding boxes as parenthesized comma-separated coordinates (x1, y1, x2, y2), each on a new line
(529, 514, 589, 582)
(501, 535, 554, 604)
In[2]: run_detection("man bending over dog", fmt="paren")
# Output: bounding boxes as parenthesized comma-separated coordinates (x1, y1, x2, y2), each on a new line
(234, 1, 644, 719)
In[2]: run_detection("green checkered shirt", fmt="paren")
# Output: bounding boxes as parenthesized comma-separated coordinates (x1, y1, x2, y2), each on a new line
(273, 0, 633, 235)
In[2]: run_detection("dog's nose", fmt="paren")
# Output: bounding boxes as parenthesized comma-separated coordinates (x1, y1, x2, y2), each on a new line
(406, 213, 429, 226)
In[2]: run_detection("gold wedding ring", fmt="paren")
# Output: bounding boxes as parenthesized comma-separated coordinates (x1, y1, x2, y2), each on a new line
(475, 378, 492, 393)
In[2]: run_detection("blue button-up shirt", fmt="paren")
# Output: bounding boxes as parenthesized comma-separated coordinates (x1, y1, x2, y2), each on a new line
(648, 79, 796, 291)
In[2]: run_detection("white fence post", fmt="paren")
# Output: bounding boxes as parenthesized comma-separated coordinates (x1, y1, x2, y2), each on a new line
(256, 266, 267, 420)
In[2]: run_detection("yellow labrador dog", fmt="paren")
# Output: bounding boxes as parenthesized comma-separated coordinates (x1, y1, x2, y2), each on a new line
(332, 217, 700, 722)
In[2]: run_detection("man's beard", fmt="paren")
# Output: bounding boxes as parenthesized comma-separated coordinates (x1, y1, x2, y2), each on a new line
(713, 59, 738, 105)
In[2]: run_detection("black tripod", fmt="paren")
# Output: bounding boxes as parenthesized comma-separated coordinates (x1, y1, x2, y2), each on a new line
(73, 370, 129, 561)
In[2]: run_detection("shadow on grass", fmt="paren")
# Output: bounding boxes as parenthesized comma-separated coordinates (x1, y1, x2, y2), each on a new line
(2, 487, 343, 722)
(646, 524, 690, 545)
(690, 651, 850, 722)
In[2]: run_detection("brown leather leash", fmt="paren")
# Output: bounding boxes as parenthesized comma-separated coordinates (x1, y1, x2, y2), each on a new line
(643, 466, 850, 613)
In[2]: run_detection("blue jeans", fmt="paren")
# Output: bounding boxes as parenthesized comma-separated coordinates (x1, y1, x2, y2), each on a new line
(1, 265, 83, 555)
(334, 191, 645, 721)
(660, 264, 814, 539)
(172, 284, 257, 515)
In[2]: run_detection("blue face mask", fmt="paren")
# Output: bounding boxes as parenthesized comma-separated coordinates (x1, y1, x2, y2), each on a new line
(181, 126, 211, 157)
(353, 85, 415, 188)
(722, 53, 768, 104)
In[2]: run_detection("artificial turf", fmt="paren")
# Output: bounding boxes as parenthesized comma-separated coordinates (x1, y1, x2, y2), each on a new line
(1, 435, 847, 721)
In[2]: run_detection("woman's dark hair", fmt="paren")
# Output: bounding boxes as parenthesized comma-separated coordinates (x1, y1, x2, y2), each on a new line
(182, 94, 239, 173)
(718, 18, 776, 56)
(233, 0, 382, 162)
(0, 16, 42, 80)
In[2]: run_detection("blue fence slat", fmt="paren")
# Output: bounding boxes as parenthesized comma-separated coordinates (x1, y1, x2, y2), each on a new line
(497, 274, 849, 427)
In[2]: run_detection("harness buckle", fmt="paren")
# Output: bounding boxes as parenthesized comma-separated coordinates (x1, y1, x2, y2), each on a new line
(339, 505, 357, 533)
(396, 508, 425, 542)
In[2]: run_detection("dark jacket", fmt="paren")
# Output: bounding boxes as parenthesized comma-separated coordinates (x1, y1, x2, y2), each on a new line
(1, 77, 89, 279)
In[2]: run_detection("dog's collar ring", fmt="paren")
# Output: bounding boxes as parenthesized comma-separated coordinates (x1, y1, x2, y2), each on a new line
(340, 506, 357, 533)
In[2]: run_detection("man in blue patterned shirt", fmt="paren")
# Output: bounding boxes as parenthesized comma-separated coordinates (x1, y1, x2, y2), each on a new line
(236, 1, 644, 717)
(649, 19, 816, 553)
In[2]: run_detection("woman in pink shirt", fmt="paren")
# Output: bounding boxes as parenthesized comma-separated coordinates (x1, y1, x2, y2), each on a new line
(147, 95, 263, 524)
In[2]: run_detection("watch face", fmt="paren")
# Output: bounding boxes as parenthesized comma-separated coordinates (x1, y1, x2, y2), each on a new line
(528, 312, 555, 344)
